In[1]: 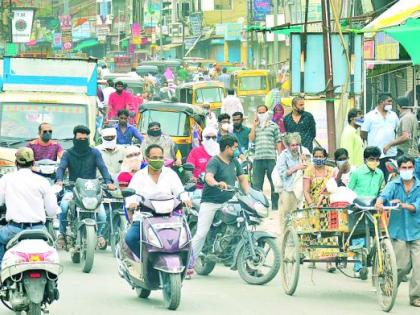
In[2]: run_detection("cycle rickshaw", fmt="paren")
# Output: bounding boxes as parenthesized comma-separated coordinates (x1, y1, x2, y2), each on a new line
(280, 200, 399, 312)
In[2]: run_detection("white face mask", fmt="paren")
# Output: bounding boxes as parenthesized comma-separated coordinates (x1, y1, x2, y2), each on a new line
(258, 112, 270, 127)
(336, 160, 348, 169)
(384, 104, 393, 112)
(202, 138, 220, 156)
(102, 138, 117, 150)
(399, 169, 413, 181)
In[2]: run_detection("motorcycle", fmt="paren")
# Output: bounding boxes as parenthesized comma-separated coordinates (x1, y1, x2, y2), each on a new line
(0, 230, 62, 315)
(189, 186, 281, 285)
(116, 189, 192, 310)
(64, 178, 105, 273)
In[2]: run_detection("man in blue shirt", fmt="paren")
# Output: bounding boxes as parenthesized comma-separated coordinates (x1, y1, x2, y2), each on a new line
(114, 109, 144, 145)
(376, 155, 420, 307)
(232, 112, 250, 152)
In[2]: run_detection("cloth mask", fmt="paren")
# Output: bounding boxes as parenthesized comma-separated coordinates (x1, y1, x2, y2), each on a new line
(366, 160, 379, 171)
(336, 160, 348, 168)
(202, 139, 220, 157)
(102, 138, 117, 150)
(384, 105, 393, 112)
(399, 169, 414, 181)
(233, 149, 240, 159)
(258, 112, 270, 127)
(148, 129, 162, 137)
(312, 158, 326, 166)
(355, 118, 364, 126)
(41, 133, 52, 142)
(148, 158, 164, 171)
(73, 139, 90, 154)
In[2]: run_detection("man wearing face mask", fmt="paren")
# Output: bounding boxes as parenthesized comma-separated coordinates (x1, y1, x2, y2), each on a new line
(375, 155, 420, 308)
(203, 103, 218, 129)
(191, 136, 249, 264)
(140, 122, 181, 166)
(340, 108, 364, 167)
(56, 125, 115, 248)
(249, 105, 282, 210)
(361, 93, 399, 180)
(187, 127, 219, 188)
(125, 144, 192, 258)
(348, 146, 384, 198)
(96, 127, 125, 178)
(217, 113, 233, 139)
(27, 122, 64, 161)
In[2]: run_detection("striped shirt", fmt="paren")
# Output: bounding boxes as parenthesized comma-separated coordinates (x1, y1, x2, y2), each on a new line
(254, 121, 281, 160)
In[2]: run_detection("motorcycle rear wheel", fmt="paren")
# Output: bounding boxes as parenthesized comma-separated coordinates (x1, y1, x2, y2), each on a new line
(80, 225, 96, 273)
(161, 272, 181, 310)
(27, 302, 41, 315)
(136, 288, 151, 298)
(189, 224, 216, 276)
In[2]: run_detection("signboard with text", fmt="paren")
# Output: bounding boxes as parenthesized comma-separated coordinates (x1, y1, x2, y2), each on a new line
(252, 0, 271, 21)
(12, 9, 34, 43)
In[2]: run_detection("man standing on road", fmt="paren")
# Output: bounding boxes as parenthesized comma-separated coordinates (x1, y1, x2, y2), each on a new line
(221, 89, 244, 118)
(383, 97, 418, 157)
(27, 122, 64, 161)
(284, 96, 316, 152)
(107, 81, 132, 120)
(232, 112, 250, 152)
(217, 68, 231, 89)
(114, 109, 144, 145)
(340, 108, 364, 167)
(375, 155, 420, 308)
(249, 105, 282, 210)
(0, 148, 60, 264)
(191, 136, 249, 262)
(361, 93, 399, 180)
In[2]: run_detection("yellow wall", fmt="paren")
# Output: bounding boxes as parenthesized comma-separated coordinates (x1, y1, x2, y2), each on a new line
(203, 0, 247, 26)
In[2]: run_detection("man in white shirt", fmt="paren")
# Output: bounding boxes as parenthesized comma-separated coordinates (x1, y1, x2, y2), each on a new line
(96, 127, 124, 178)
(102, 79, 116, 107)
(221, 89, 244, 118)
(361, 92, 399, 180)
(124, 144, 191, 258)
(0, 148, 60, 264)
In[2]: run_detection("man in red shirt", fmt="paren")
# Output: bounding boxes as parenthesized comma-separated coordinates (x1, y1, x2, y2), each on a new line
(107, 81, 132, 120)
(187, 127, 219, 189)
(27, 122, 64, 161)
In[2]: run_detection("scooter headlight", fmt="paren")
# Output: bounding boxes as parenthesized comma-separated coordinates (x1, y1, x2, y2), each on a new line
(179, 226, 189, 248)
(147, 227, 162, 248)
(82, 197, 99, 210)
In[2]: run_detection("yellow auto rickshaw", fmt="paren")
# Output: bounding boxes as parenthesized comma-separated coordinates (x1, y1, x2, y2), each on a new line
(176, 81, 225, 116)
(137, 101, 205, 158)
(230, 69, 275, 117)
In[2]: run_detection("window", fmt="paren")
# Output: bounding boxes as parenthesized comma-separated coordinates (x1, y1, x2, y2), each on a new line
(0, 103, 88, 140)
(140, 110, 190, 137)
(194, 88, 224, 104)
(214, 0, 232, 10)
(239, 76, 268, 91)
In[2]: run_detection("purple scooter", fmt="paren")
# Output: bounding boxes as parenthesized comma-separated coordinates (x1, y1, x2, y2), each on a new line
(116, 189, 192, 310)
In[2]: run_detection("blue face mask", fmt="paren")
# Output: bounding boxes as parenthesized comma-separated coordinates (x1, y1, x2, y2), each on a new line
(233, 149, 240, 158)
(355, 117, 364, 126)
(313, 158, 326, 166)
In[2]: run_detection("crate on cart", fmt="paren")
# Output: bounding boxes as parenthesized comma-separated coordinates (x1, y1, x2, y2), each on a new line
(291, 207, 349, 234)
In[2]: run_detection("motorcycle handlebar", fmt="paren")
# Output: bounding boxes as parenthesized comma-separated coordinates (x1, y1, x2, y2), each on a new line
(353, 203, 400, 211)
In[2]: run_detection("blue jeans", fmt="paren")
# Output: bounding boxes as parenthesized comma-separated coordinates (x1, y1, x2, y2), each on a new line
(0, 224, 46, 265)
(125, 222, 141, 259)
(59, 191, 106, 236)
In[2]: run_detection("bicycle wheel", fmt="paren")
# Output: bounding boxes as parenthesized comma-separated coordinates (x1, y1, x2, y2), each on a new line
(374, 238, 398, 312)
(280, 227, 300, 295)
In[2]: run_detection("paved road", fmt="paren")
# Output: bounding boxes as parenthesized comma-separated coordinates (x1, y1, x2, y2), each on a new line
(0, 247, 416, 315)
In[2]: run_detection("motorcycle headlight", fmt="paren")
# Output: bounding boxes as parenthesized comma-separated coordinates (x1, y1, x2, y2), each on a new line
(147, 227, 162, 248)
(254, 201, 268, 218)
(179, 226, 189, 248)
(82, 197, 99, 210)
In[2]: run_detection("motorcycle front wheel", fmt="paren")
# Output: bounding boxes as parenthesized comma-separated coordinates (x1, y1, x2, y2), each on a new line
(27, 302, 41, 315)
(161, 272, 181, 310)
(80, 225, 97, 273)
(237, 237, 281, 285)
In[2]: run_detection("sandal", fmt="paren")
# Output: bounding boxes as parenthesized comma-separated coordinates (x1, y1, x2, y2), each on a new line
(97, 236, 107, 250)
(57, 234, 66, 250)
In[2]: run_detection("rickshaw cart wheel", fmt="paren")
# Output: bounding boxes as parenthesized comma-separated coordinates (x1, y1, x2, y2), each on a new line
(280, 227, 300, 295)
(374, 238, 398, 312)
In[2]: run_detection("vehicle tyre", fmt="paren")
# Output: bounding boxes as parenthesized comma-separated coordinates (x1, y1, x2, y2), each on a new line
(374, 238, 398, 312)
(161, 272, 181, 310)
(280, 227, 300, 295)
(190, 224, 216, 276)
(81, 225, 96, 273)
(111, 214, 124, 257)
(45, 219, 56, 242)
(71, 251, 80, 264)
(135, 288, 151, 299)
(237, 237, 281, 285)
(27, 302, 41, 315)
(360, 267, 369, 281)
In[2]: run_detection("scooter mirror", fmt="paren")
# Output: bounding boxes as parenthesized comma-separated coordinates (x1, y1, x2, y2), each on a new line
(121, 188, 136, 198)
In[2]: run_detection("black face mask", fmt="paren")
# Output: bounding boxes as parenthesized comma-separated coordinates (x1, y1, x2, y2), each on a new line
(233, 123, 242, 130)
(296, 108, 304, 114)
(41, 132, 52, 142)
(73, 138, 90, 153)
(148, 129, 162, 137)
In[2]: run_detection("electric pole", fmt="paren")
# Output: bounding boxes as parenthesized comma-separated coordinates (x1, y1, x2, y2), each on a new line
(273, 0, 279, 73)
(321, 0, 336, 154)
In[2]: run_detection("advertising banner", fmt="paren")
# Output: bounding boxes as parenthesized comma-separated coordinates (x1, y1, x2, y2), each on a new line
(12, 9, 34, 43)
(131, 23, 141, 45)
(60, 15, 73, 51)
(252, 0, 271, 21)
(224, 23, 242, 41)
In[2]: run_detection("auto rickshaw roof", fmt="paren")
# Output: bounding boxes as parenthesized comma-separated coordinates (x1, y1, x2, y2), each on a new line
(140, 101, 205, 116)
(231, 69, 271, 76)
(177, 81, 225, 89)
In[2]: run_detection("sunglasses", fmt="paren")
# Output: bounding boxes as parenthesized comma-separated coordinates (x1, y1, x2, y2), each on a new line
(126, 152, 141, 159)
(42, 130, 52, 134)
(205, 136, 217, 140)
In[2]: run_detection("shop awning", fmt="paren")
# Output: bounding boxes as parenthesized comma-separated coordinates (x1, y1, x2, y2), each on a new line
(362, 0, 420, 33)
(74, 39, 99, 51)
(383, 18, 420, 65)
